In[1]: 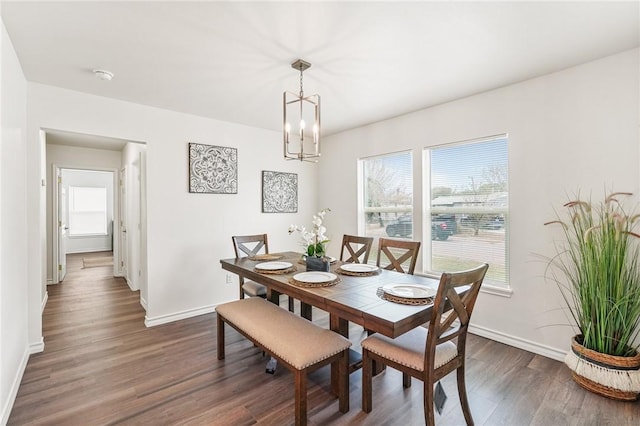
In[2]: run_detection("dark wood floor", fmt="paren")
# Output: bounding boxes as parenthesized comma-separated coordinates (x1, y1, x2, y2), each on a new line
(8, 252, 640, 425)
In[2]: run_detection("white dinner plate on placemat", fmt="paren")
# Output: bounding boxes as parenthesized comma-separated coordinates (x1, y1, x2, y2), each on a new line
(293, 271, 338, 284)
(339, 263, 379, 273)
(382, 284, 436, 299)
(255, 261, 293, 271)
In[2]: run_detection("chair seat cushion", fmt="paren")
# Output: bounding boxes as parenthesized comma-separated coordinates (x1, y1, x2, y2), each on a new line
(361, 327, 457, 372)
(242, 280, 267, 297)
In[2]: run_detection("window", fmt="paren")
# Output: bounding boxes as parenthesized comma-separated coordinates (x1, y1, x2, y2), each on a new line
(68, 186, 108, 236)
(359, 151, 413, 263)
(425, 135, 508, 287)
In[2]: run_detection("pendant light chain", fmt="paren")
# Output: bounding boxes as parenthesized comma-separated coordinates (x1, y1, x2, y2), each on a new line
(299, 64, 304, 98)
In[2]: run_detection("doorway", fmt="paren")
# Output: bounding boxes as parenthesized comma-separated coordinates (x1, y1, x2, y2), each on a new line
(52, 167, 116, 283)
(45, 129, 147, 308)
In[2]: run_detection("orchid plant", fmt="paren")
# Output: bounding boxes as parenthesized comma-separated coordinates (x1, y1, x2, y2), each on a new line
(288, 208, 331, 258)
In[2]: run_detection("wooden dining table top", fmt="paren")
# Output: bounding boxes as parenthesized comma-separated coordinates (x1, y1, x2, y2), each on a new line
(220, 251, 441, 339)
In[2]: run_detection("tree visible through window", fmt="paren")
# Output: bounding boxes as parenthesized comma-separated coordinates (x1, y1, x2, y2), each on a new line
(426, 135, 508, 286)
(360, 151, 413, 264)
(69, 186, 107, 236)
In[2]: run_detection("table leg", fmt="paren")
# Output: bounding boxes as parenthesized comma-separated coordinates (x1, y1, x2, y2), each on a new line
(267, 288, 280, 305)
(330, 314, 352, 395)
(300, 302, 313, 321)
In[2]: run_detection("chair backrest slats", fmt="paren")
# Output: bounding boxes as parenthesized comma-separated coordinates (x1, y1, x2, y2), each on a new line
(376, 238, 421, 274)
(340, 235, 374, 264)
(232, 234, 269, 259)
(425, 264, 489, 367)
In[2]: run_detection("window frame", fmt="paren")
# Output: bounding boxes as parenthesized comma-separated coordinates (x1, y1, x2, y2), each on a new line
(422, 134, 511, 294)
(68, 185, 108, 237)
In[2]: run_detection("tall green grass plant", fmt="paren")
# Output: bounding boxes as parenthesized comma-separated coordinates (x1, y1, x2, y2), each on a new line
(546, 192, 640, 356)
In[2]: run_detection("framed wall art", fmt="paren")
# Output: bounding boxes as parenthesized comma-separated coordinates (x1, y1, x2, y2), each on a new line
(188, 143, 237, 194)
(262, 170, 298, 213)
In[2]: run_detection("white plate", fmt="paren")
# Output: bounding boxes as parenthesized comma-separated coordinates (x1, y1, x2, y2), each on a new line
(339, 263, 379, 273)
(293, 271, 338, 283)
(255, 261, 293, 271)
(382, 284, 436, 299)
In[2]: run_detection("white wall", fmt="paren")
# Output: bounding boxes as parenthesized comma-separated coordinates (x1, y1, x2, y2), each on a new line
(61, 169, 114, 254)
(320, 48, 640, 359)
(45, 144, 121, 282)
(0, 18, 30, 425)
(27, 83, 318, 328)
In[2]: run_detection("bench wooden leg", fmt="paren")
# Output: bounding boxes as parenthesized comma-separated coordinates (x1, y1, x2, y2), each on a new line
(217, 315, 225, 360)
(362, 348, 372, 413)
(295, 370, 307, 426)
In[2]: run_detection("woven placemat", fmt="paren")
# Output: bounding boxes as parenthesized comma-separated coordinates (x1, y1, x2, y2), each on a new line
(289, 276, 342, 288)
(376, 287, 433, 306)
(254, 265, 297, 275)
(249, 254, 283, 261)
(337, 268, 381, 277)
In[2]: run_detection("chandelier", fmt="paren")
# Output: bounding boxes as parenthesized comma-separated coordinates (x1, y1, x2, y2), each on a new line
(283, 59, 321, 162)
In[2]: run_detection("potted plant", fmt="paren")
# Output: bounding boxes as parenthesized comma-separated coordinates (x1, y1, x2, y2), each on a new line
(288, 208, 331, 271)
(545, 192, 640, 400)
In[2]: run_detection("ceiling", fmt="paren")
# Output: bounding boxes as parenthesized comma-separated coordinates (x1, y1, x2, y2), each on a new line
(2, 1, 639, 137)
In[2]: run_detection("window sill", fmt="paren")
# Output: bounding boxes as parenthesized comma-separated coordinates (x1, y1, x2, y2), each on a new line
(69, 233, 109, 239)
(416, 272, 513, 298)
(479, 284, 512, 298)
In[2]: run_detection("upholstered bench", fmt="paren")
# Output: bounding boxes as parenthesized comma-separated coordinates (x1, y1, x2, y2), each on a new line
(216, 297, 351, 426)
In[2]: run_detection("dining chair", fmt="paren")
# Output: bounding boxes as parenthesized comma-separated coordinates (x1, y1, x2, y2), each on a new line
(361, 263, 489, 425)
(339, 234, 374, 264)
(376, 237, 421, 274)
(231, 234, 294, 312)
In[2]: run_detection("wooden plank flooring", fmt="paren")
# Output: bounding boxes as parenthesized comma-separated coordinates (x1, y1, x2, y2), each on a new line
(8, 252, 640, 425)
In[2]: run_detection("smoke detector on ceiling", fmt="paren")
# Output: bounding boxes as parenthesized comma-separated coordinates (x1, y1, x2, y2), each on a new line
(93, 69, 114, 81)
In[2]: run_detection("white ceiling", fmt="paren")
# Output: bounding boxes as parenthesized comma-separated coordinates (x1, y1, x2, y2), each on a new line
(2, 1, 639, 137)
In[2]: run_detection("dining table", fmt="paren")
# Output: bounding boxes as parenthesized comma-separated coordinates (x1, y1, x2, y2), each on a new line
(220, 251, 445, 392)
(220, 251, 442, 339)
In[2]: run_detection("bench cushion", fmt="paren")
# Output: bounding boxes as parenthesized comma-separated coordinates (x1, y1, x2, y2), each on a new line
(217, 297, 351, 370)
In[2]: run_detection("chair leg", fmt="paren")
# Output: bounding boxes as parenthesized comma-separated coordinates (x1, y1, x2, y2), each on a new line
(295, 370, 307, 426)
(362, 349, 373, 413)
(423, 381, 436, 426)
(457, 365, 474, 426)
(288, 296, 295, 312)
(216, 316, 225, 360)
(403, 372, 411, 388)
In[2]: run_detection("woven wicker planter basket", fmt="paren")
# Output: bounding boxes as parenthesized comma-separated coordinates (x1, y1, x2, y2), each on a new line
(567, 335, 640, 401)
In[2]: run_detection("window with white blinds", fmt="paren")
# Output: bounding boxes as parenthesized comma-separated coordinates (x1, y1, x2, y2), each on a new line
(69, 186, 108, 236)
(359, 151, 413, 263)
(425, 135, 509, 287)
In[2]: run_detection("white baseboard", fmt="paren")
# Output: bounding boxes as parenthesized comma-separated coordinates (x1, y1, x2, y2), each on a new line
(469, 324, 567, 362)
(29, 337, 45, 354)
(140, 296, 148, 311)
(46, 278, 54, 285)
(1, 346, 30, 425)
(41, 291, 48, 314)
(145, 304, 217, 327)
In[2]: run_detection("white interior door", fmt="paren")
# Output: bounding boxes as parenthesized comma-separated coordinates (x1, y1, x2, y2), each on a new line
(58, 171, 67, 282)
(119, 168, 128, 279)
